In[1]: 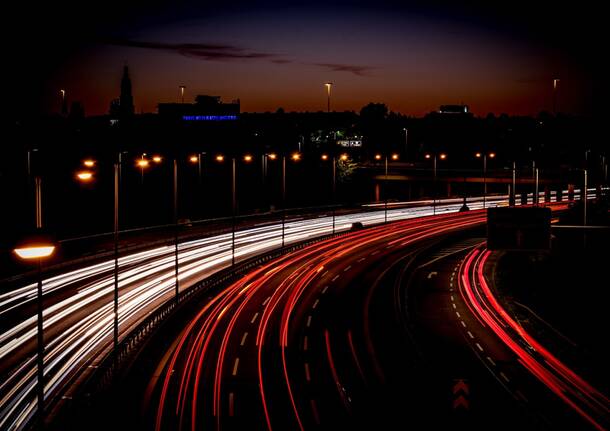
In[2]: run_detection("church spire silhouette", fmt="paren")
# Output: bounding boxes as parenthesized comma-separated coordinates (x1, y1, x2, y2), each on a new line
(119, 65, 135, 116)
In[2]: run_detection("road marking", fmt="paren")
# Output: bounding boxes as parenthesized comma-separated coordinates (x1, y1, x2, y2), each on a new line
(240, 332, 248, 346)
(515, 390, 528, 402)
(343, 265, 352, 272)
(310, 399, 320, 425)
(312, 299, 320, 309)
(371, 251, 380, 256)
(357, 257, 366, 263)
(467, 331, 474, 339)
(303, 336, 308, 351)
(450, 295, 454, 301)
(250, 312, 259, 324)
(332, 275, 340, 282)
(232, 358, 240, 376)
(500, 372, 510, 383)
(460, 321, 467, 328)
(452, 303, 457, 309)
(306, 315, 312, 328)
(321, 285, 329, 294)
(486, 356, 496, 366)
(449, 281, 453, 288)
(475, 343, 484, 352)
(262, 296, 271, 306)
(304, 363, 311, 381)
(229, 392, 235, 416)
(427, 271, 438, 279)
(456, 311, 461, 318)
(322, 270, 329, 277)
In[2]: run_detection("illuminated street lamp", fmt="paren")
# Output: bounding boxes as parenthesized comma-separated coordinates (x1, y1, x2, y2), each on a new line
(152, 155, 162, 164)
(13, 175, 56, 428)
(83, 159, 95, 168)
(76, 171, 94, 181)
(475, 151, 495, 209)
(216, 154, 225, 162)
(244, 154, 253, 163)
(425, 153, 448, 215)
(375, 154, 382, 161)
(321, 154, 329, 161)
(291, 152, 301, 161)
(339, 153, 349, 161)
(324, 82, 332, 113)
(189, 155, 199, 163)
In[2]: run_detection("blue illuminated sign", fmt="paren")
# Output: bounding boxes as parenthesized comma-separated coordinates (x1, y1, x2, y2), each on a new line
(182, 115, 238, 121)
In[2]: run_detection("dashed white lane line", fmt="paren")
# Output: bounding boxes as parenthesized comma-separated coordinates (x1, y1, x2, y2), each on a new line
(460, 321, 467, 328)
(371, 251, 380, 256)
(515, 390, 528, 402)
(262, 296, 271, 306)
(500, 372, 510, 383)
(304, 363, 311, 381)
(475, 343, 484, 352)
(303, 336, 308, 351)
(306, 315, 312, 328)
(467, 331, 474, 339)
(332, 275, 340, 282)
(321, 285, 329, 294)
(487, 356, 496, 366)
(450, 295, 454, 301)
(232, 358, 240, 376)
(452, 303, 457, 309)
(343, 265, 352, 272)
(240, 332, 248, 346)
(312, 299, 320, 309)
(250, 312, 259, 324)
(229, 392, 235, 416)
(322, 270, 329, 277)
(357, 257, 366, 263)
(455, 311, 461, 318)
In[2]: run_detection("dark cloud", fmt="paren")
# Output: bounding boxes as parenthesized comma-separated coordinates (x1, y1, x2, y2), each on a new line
(103, 38, 373, 76)
(311, 62, 374, 76)
(103, 38, 286, 62)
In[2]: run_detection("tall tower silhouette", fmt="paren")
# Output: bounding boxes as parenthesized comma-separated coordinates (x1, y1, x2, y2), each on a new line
(119, 65, 134, 116)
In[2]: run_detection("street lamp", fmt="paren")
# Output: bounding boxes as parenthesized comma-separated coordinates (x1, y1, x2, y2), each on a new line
(179, 85, 186, 104)
(425, 153, 448, 215)
(324, 82, 332, 113)
(403, 128, 408, 159)
(76, 170, 94, 181)
(83, 159, 95, 168)
(13, 175, 56, 428)
(475, 151, 495, 209)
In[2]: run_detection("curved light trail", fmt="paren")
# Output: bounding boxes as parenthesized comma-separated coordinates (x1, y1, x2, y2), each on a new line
(0, 190, 589, 430)
(459, 247, 610, 430)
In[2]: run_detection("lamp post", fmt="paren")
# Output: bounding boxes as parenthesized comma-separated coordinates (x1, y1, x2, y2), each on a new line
(425, 153, 447, 215)
(179, 85, 186, 104)
(375, 153, 399, 223)
(553, 78, 559, 115)
(173, 159, 180, 299)
(511, 161, 516, 207)
(322, 153, 337, 234)
(324, 82, 332, 113)
(13, 176, 56, 429)
(403, 128, 408, 159)
(475, 152, 495, 209)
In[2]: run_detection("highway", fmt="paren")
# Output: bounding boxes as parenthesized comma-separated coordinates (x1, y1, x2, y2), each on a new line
(142, 211, 487, 430)
(0, 190, 591, 430)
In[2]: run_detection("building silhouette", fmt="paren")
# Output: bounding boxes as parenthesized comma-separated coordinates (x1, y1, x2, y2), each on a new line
(109, 66, 135, 118)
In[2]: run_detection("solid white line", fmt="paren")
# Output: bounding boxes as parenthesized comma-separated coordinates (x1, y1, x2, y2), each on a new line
(467, 331, 474, 339)
(250, 312, 259, 324)
(475, 343, 484, 352)
(232, 358, 240, 376)
(240, 332, 248, 346)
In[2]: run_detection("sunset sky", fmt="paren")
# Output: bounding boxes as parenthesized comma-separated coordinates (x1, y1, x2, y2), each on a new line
(12, 0, 604, 117)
